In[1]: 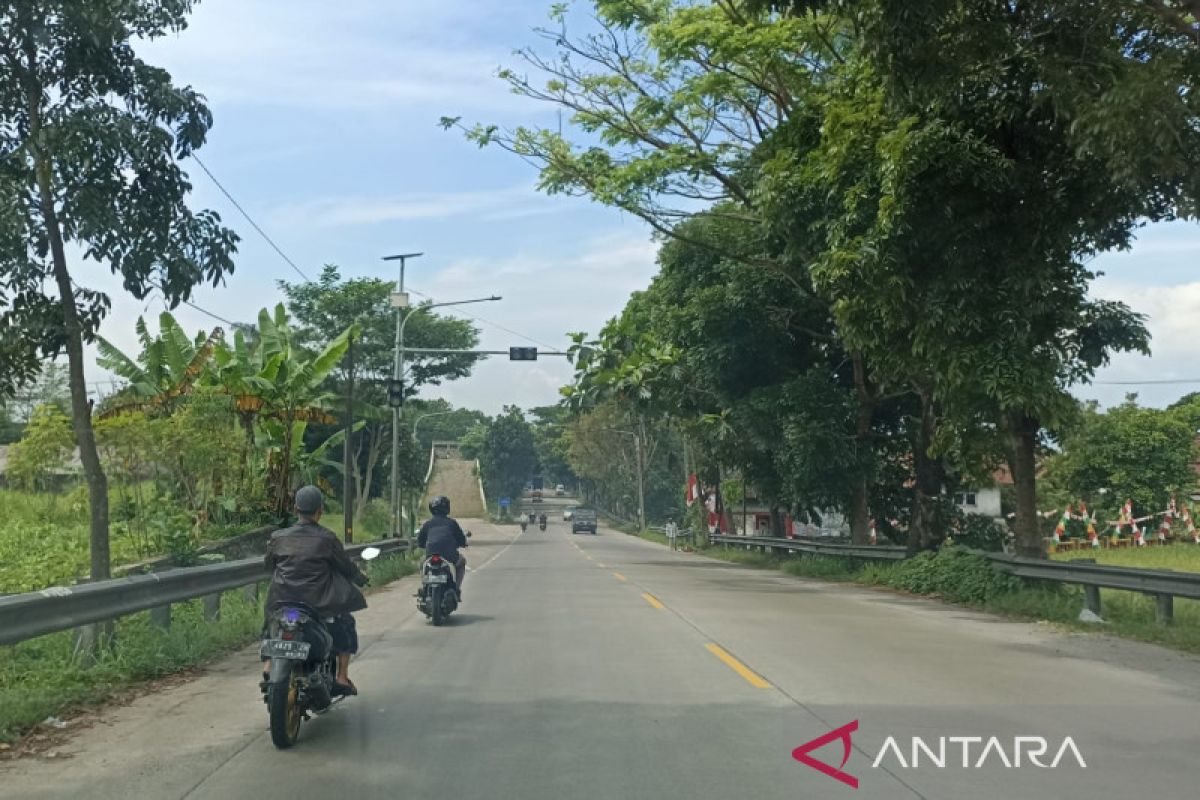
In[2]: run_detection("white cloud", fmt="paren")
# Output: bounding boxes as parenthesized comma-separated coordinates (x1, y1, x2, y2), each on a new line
(1079, 279, 1200, 408)
(271, 184, 563, 228)
(138, 0, 547, 117)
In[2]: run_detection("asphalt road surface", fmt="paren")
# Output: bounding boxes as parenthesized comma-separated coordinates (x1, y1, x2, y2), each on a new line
(4, 516, 1199, 799)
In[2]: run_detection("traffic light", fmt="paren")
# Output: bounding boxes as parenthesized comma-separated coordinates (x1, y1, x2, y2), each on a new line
(387, 379, 404, 408)
(509, 347, 538, 361)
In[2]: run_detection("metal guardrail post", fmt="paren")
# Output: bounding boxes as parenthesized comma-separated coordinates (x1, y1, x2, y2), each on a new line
(243, 582, 260, 604)
(1155, 593, 1173, 624)
(150, 604, 171, 630)
(1084, 586, 1101, 616)
(202, 593, 221, 622)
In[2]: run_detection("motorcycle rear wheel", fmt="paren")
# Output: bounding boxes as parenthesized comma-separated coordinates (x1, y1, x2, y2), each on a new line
(268, 666, 302, 748)
(429, 585, 445, 626)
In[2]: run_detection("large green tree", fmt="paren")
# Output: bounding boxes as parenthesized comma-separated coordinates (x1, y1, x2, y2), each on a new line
(0, 1, 238, 578)
(1050, 397, 1198, 517)
(279, 265, 481, 521)
(477, 406, 539, 504)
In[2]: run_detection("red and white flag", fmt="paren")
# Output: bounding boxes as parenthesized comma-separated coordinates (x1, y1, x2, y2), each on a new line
(686, 474, 700, 507)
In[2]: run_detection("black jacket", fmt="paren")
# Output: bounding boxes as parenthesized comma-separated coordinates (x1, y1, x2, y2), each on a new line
(264, 520, 367, 615)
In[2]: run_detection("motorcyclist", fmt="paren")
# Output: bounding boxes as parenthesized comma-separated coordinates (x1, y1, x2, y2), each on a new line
(538, 511, 547, 529)
(417, 495, 468, 599)
(520, 518, 528, 532)
(262, 485, 367, 697)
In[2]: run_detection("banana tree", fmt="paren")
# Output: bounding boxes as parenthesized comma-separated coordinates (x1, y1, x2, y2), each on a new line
(96, 312, 222, 416)
(211, 304, 356, 515)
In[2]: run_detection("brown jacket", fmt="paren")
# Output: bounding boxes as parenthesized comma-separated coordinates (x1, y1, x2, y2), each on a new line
(264, 521, 367, 615)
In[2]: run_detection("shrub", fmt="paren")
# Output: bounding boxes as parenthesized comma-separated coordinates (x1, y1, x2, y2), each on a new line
(885, 546, 1020, 605)
(949, 513, 1010, 552)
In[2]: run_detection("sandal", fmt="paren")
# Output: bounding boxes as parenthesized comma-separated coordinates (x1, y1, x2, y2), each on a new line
(332, 681, 358, 697)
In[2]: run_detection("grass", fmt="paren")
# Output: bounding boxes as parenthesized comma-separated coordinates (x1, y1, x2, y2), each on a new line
(0, 551, 417, 745)
(1053, 543, 1200, 573)
(632, 533, 1200, 655)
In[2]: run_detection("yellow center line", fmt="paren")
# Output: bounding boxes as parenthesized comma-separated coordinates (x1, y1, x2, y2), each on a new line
(705, 643, 772, 689)
(612, 571, 627, 582)
(641, 592, 665, 609)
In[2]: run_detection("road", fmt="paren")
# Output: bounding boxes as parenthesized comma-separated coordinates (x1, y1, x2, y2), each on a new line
(3, 509, 1199, 799)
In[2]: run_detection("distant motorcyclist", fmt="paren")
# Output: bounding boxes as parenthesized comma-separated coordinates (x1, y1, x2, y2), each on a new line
(263, 486, 367, 697)
(520, 518, 528, 532)
(538, 512, 547, 530)
(417, 495, 468, 599)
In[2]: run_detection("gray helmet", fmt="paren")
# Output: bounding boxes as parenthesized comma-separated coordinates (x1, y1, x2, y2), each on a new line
(428, 495, 450, 516)
(295, 485, 324, 515)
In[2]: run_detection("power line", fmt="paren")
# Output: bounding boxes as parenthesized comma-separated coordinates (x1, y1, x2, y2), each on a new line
(406, 286, 561, 350)
(190, 153, 310, 282)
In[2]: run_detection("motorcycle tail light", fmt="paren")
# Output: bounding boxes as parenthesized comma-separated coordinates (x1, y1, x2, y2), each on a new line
(430, 555, 442, 564)
(281, 631, 294, 640)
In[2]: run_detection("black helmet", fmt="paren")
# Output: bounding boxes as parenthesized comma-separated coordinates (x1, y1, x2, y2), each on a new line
(429, 495, 450, 516)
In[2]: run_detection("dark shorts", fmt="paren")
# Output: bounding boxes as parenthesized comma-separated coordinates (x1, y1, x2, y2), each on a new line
(328, 614, 358, 655)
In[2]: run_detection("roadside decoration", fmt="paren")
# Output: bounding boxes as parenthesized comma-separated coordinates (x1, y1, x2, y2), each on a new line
(686, 473, 700, 507)
(868, 519, 877, 545)
(1053, 505, 1071, 544)
(1182, 503, 1199, 544)
(1134, 525, 1147, 547)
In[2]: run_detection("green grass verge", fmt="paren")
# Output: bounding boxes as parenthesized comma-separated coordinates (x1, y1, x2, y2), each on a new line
(1053, 544, 1200, 573)
(0, 552, 417, 744)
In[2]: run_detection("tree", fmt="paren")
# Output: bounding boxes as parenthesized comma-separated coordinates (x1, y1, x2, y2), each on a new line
(1050, 397, 1198, 516)
(210, 305, 351, 516)
(6, 402, 74, 491)
(280, 266, 481, 520)
(96, 312, 222, 414)
(0, 1, 239, 579)
(477, 406, 538, 504)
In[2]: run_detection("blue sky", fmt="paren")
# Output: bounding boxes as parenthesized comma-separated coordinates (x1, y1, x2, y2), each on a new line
(86, 0, 1200, 415)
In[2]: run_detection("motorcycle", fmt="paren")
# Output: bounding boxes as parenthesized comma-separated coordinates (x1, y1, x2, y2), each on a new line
(260, 546, 380, 749)
(520, 520, 528, 532)
(528, 512, 537, 524)
(417, 532, 470, 626)
(538, 516, 547, 531)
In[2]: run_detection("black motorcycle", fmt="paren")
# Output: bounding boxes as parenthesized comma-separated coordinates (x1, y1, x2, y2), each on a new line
(260, 547, 379, 748)
(538, 518, 547, 531)
(417, 532, 470, 626)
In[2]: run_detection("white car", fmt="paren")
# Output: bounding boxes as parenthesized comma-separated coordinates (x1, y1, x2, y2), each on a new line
(555, 484, 566, 496)
(563, 506, 575, 521)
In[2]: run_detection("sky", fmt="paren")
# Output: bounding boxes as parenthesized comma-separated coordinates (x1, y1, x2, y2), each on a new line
(81, 0, 1200, 416)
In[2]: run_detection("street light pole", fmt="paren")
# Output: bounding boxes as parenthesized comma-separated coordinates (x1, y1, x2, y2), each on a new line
(607, 428, 645, 532)
(385, 291, 501, 538)
(383, 252, 422, 538)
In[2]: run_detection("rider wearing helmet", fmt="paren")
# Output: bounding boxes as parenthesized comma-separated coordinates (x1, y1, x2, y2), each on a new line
(417, 495, 469, 599)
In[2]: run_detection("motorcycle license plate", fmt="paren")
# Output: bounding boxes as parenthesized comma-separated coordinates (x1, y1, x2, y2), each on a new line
(261, 639, 311, 659)
(424, 574, 448, 584)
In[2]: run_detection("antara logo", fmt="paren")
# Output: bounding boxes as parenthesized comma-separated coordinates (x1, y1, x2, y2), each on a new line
(793, 721, 1087, 790)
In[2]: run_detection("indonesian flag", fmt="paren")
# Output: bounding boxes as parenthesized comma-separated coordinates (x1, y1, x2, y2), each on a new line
(1158, 499, 1175, 543)
(685, 474, 700, 507)
(1183, 503, 1198, 544)
(1053, 505, 1071, 543)
(1083, 503, 1099, 548)
(869, 518, 877, 545)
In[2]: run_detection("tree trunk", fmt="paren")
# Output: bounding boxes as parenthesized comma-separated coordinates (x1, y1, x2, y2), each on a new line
(849, 353, 874, 545)
(1007, 412, 1044, 559)
(32, 130, 110, 581)
(354, 422, 386, 522)
(907, 389, 943, 556)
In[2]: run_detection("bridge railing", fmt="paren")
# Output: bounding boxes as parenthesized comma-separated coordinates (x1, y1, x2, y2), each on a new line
(0, 539, 408, 648)
(709, 533, 1200, 623)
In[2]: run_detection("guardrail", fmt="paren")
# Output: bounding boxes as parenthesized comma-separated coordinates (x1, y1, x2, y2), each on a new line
(0, 539, 408, 648)
(709, 533, 1200, 623)
(711, 533, 907, 561)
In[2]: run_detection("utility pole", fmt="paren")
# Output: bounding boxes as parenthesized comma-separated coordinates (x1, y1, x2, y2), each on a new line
(382, 252, 421, 538)
(343, 331, 355, 543)
(635, 432, 646, 532)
